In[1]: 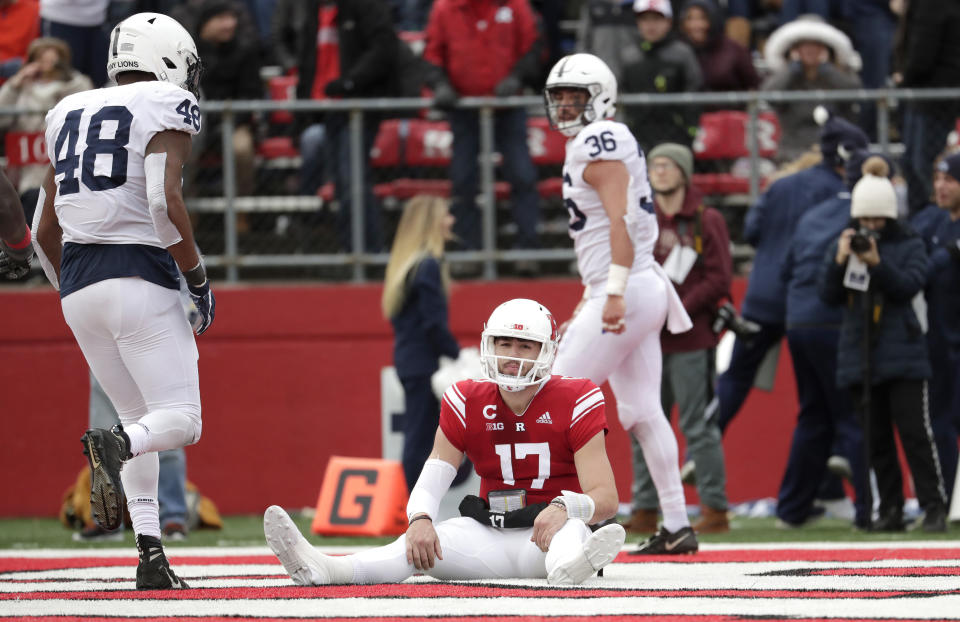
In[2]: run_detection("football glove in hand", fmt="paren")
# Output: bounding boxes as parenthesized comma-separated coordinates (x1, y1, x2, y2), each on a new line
(187, 280, 215, 335)
(0, 243, 31, 280)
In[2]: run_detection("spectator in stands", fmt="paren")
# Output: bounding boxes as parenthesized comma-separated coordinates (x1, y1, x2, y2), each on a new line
(776, 149, 881, 530)
(296, 0, 407, 253)
(576, 1, 636, 86)
(910, 151, 960, 503)
(844, 1, 897, 140)
(269, 0, 304, 74)
(424, 0, 542, 261)
(0, 0, 40, 81)
(894, 0, 960, 215)
(679, 0, 758, 96)
(39, 0, 108, 87)
(191, 0, 263, 198)
(761, 15, 862, 163)
(818, 157, 948, 533)
(382, 195, 461, 491)
(712, 111, 868, 437)
(621, 0, 702, 152)
(627, 143, 732, 536)
(0, 36, 92, 222)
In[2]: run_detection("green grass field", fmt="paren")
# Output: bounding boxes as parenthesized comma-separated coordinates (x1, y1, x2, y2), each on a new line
(2, 514, 954, 550)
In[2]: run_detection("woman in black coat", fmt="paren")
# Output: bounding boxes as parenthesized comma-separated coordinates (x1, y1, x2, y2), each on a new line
(382, 196, 460, 490)
(818, 157, 948, 532)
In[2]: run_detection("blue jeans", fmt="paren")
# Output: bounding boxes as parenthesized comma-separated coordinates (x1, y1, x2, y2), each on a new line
(89, 371, 187, 529)
(850, 11, 896, 140)
(41, 19, 107, 87)
(714, 320, 785, 434)
(300, 116, 383, 252)
(902, 105, 956, 214)
(448, 107, 539, 250)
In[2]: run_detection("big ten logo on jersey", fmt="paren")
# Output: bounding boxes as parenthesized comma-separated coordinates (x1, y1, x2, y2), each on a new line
(484, 405, 504, 431)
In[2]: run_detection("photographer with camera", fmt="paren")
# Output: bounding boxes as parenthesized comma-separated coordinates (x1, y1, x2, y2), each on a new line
(626, 143, 732, 535)
(818, 158, 948, 532)
(775, 152, 887, 529)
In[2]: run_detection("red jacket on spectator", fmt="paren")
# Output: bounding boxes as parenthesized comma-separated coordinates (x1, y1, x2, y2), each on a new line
(0, 0, 39, 64)
(654, 186, 732, 353)
(424, 0, 537, 96)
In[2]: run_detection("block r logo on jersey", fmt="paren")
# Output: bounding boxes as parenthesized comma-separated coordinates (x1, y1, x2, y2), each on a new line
(536, 412, 553, 424)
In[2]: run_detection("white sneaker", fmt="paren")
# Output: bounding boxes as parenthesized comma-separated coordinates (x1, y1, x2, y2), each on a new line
(264, 505, 345, 585)
(547, 523, 626, 585)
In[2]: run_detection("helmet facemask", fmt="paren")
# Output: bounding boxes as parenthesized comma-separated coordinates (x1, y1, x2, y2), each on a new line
(480, 333, 557, 392)
(544, 85, 598, 137)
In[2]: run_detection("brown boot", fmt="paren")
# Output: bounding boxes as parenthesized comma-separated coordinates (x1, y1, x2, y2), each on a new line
(623, 508, 658, 534)
(693, 506, 730, 534)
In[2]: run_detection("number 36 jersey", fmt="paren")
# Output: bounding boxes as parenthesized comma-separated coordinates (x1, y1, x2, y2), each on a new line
(439, 376, 607, 505)
(44, 81, 201, 246)
(562, 120, 657, 288)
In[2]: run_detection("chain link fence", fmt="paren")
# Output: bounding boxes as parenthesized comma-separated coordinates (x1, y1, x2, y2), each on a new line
(3, 88, 959, 283)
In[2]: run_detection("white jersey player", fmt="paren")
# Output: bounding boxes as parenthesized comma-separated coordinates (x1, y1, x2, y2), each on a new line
(34, 13, 213, 589)
(544, 53, 698, 554)
(264, 299, 626, 586)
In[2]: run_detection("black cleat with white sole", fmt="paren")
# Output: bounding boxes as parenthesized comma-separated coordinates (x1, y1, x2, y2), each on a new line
(80, 426, 131, 531)
(136, 534, 189, 589)
(629, 525, 699, 555)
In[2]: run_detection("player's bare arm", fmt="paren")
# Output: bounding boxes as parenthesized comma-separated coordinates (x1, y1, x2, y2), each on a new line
(531, 431, 617, 552)
(405, 427, 464, 571)
(35, 166, 62, 279)
(583, 159, 633, 334)
(145, 129, 202, 272)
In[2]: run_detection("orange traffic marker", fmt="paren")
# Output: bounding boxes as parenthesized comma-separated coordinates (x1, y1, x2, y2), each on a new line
(311, 456, 409, 536)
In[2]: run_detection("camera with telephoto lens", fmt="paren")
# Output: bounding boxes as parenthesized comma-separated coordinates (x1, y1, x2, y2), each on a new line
(712, 302, 762, 337)
(850, 228, 879, 254)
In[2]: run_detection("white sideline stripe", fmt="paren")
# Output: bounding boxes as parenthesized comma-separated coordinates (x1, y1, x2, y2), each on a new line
(2, 560, 958, 593)
(2, 541, 958, 558)
(5, 595, 960, 619)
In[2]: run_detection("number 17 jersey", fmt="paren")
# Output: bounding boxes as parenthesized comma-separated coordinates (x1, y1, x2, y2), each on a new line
(439, 376, 607, 505)
(562, 120, 657, 288)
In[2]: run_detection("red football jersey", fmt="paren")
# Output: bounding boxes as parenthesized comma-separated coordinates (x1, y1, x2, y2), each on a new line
(439, 375, 607, 505)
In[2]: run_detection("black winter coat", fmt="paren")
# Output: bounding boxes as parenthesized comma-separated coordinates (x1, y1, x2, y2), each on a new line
(818, 220, 932, 388)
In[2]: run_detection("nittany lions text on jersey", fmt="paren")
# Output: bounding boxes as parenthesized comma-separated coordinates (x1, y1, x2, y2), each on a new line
(562, 119, 657, 287)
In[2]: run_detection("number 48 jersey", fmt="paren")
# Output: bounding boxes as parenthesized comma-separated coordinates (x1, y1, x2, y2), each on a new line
(562, 120, 657, 288)
(44, 81, 201, 246)
(439, 376, 607, 505)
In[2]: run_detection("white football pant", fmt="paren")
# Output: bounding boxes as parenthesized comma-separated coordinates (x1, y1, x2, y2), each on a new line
(553, 269, 688, 531)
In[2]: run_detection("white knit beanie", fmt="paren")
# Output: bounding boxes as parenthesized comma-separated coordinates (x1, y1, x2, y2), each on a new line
(850, 173, 897, 219)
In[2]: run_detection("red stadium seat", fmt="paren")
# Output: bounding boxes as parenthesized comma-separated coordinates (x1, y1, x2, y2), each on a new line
(257, 136, 299, 159)
(267, 75, 298, 125)
(526, 116, 567, 166)
(371, 119, 403, 168)
(404, 119, 453, 167)
(694, 110, 781, 160)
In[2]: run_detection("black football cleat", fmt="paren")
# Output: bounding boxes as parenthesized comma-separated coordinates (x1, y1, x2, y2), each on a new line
(80, 426, 131, 531)
(136, 534, 189, 589)
(629, 526, 699, 555)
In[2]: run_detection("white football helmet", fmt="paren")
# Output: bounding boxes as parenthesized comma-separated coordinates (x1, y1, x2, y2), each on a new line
(106, 13, 202, 98)
(480, 299, 559, 392)
(544, 53, 617, 137)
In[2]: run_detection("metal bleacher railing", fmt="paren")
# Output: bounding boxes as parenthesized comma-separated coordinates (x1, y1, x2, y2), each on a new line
(3, 87, 960, 284)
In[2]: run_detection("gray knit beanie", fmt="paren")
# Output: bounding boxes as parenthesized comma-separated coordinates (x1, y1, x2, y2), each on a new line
(648, 143, 694, 183)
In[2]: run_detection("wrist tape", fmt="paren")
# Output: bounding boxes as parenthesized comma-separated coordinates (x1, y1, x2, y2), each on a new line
(605, 264, 630, 296)
(553, 490, 595, 522)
